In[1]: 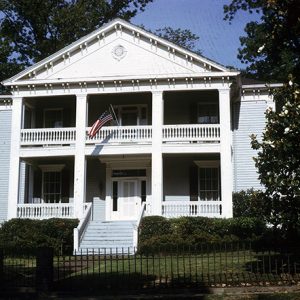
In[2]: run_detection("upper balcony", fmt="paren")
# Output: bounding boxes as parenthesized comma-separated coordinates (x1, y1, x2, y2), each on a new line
(19, 90, 221, 153)
(20, 123, 220, 147)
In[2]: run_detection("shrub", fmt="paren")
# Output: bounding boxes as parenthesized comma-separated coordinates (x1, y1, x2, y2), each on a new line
(0, 218, 78, 255)
(138, 216, 267, 254)
(139, 216, 172, 240)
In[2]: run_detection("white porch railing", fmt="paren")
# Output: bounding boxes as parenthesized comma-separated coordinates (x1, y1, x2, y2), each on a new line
(162, 201, 222, 218)
(86, 126, 152, 144)
(73, 202, 92, 252)
(162, 124, 220, 142)
(20, 128, 76, 146)
(17, 203, 74, 219)
(20, 124, 220, 146)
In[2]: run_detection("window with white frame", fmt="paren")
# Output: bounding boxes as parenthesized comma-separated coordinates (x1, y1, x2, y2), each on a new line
(197, 101, 219, 124)
(39, 165, 65, 203)
(195, 161, 220, 201)
(44, 108, 63, 128)
(114, 105, 147, 125)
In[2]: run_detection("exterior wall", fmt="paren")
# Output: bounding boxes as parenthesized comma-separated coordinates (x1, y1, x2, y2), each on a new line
(0, 108, 12, 222)
(88, 93, 152, 126)
(233, 93, 273, 191)
(164, 90, 218, 124)
(163, 155, 219, 201)
(86, 159, 106, 202)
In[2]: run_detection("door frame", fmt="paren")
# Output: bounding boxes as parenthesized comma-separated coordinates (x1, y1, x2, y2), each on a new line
(111, 178, 140, 221)
(103, 158, 151, 221)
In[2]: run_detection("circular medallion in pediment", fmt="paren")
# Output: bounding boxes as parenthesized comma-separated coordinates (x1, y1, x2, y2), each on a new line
(112, 45, 127, 61)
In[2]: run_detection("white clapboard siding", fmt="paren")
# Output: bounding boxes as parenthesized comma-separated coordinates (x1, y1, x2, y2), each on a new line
(233, 100, 267, 191)
(0, 110, 12, 222)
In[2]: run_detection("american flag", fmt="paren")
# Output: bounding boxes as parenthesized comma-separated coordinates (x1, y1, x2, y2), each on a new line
(88, 110, 113, 138)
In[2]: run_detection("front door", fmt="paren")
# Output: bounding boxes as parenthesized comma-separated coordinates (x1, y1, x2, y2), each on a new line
(111, 179, 140, 220)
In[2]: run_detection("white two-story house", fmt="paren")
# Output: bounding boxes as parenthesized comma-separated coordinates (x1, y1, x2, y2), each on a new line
(0, 19, 279, 251)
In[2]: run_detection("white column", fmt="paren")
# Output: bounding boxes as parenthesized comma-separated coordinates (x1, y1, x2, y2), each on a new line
(7, 97, 23, 219)
(151, 91, 164, 215)
(219, 89, 233, 218)
(73, 94, 88, 219)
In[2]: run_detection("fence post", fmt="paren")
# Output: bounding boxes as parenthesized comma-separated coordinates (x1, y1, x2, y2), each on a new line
(36, 247, 54, 292)
(0, 248, 3, 284)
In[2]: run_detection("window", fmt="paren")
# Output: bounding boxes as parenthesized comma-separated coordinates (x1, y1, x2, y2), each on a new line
(44, 109, 63, 128)
(43, 172, 62, 203)
(39, 164, 65, 203)
(197, 102, 219, 124)
(195, 161, 220, 201)
(141, 180, 146, 203)
(112, 169, 146, 177)
(113, 181, 118, 211)
(199, 168, 220, 201)
(114, 105, 147, 125)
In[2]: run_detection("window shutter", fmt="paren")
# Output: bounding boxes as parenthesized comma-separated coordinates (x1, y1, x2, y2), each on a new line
(61, 169, 70, 199)
(33, 169, 42, 198)
(190, 164, 198, 201)
(190, 102, 198, 124)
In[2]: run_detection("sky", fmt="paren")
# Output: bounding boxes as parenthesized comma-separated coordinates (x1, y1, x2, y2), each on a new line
(132, 0, 260, 70)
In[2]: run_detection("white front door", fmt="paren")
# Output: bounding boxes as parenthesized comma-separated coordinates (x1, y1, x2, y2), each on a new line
(111, 179, 140, 220)
(121, 180, 139, 219)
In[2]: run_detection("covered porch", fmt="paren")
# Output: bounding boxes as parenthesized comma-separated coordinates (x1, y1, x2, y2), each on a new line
(16, 152, 227, 220)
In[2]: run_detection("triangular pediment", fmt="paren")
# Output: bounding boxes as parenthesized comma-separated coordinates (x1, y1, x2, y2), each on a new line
(3, 19, 231, 85)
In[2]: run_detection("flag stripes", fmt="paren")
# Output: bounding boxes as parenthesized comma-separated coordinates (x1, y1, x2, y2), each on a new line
(88, 110, 113, 138)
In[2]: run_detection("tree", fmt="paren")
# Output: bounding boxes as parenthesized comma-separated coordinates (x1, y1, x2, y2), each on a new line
(154, 27, 201, 54)
(0, 0, 153, 91)
(251, 77, 300, 238)
(224, 0, 300, 82)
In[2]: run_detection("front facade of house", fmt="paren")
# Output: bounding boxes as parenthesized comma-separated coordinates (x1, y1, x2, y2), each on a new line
(0, 19, 276, 227)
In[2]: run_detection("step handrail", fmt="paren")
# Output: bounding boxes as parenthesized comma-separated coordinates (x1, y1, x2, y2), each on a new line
(133, 202, 146, 249)
(73, 203, 92, 252)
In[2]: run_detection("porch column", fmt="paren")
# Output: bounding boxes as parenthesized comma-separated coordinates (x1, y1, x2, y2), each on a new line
(74, 94, 88, 219)
(7, 97, 23, 219)
(151, 91, 164, 215)
(219, 88, 233, 217)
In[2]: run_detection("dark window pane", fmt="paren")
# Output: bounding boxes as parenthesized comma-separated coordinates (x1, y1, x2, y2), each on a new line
(113, 181, 118, 211)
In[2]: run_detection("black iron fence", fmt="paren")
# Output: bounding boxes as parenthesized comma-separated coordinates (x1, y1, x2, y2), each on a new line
(1, 243, 300, 294)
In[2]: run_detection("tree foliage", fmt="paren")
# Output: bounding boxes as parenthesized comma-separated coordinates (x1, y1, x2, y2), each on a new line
(154, 27, 201, 54)
(251, 77, 300, 238)
(232, 189, 265, 218)
(0, 0, 153, 85)
(224, 0, 300, 81)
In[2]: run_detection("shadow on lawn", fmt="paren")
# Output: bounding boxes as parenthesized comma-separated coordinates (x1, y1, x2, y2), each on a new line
(53, 272, 212, 296)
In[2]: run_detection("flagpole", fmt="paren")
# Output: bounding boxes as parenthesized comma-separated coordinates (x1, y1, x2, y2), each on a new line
(109, 104, 120, 126)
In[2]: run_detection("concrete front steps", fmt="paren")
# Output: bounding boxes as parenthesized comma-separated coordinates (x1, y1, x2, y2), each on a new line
(78, 220, 136, 254)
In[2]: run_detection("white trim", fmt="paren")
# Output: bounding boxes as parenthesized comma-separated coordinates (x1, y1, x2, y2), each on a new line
(242, 83, 283, 89)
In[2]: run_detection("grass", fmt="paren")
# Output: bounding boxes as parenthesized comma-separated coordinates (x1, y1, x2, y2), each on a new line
(3, 248, 299, 292)
(52, 249, 299, 287)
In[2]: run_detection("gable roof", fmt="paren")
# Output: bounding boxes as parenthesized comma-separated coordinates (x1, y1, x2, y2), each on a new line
(2, 18, 237, 86)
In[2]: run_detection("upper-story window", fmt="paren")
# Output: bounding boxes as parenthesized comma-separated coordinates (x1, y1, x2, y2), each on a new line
(114, 105, 147, 126)
(197, 102, 219, 124)
(44, 108, 63, 128)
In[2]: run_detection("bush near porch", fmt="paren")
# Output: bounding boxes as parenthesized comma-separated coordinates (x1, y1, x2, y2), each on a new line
(138, 216, 267, 254)
(0, 218, 78, 255)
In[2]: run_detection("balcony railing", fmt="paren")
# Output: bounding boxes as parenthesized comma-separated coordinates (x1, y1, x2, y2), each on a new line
(162, 201, 222, 218)
(86, 125, 152, 144)
(19, 124, 220, 147)
(20, 128, 76, 146)
(17, 203, 74, 219)
(162, 124, 220, 143)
